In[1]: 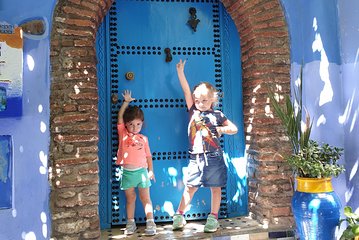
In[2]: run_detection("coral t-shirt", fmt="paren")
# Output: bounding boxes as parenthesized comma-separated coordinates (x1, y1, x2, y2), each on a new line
(116, 123, 152, 168)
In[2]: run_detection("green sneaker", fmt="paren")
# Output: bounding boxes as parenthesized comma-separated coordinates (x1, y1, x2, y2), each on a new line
(172, 214, 186, 230)
(204, 214, 219, 233)
(144, 220, 157, 235)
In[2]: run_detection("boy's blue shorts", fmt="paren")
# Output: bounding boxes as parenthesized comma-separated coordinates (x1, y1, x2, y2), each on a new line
(185, 151, 227, 188)
(120, 168, 151, 190)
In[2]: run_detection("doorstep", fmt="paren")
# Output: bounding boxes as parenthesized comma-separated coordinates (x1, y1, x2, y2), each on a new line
(100, 216, 296, 240)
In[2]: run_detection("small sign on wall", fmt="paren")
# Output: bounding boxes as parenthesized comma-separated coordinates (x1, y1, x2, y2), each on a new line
(0, 25, 23, 117)
(0, 135, 12, 209)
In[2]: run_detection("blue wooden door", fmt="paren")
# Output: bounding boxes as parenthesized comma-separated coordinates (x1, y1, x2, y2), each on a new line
(97, 0, 247, 228)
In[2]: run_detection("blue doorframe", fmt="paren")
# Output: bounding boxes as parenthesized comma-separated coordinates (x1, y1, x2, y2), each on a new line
(97, 1, 246, 229)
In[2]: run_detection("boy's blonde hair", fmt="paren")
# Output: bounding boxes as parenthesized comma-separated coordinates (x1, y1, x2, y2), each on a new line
(192, 82, 219, 108)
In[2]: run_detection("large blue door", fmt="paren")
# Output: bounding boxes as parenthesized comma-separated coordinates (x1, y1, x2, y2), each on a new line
(97, 1, 247, 228)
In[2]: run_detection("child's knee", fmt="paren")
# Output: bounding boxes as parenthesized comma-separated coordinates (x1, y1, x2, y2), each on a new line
(126, 191, 136, 202)
(186, 186, 198, 194)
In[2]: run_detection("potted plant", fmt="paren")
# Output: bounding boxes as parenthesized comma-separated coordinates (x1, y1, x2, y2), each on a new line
(339, 206, 359, 240)
(268, 68, 345, 240)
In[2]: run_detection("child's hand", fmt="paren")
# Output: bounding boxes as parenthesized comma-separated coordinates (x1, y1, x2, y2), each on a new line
(216, 127, 223, 137)
(176, 59, 186, 73)
(122, 90, 135, 103)
(148, 170, 156, 182)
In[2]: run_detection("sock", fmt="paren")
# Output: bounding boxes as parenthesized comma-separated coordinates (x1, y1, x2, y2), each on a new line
(128, 218, 135, 223)
(211, 213, 218, 219)
(176, 210, 184, 215)
(146, 218, 154, 223)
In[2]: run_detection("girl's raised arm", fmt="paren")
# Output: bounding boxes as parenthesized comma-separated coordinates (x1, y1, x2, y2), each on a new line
(118, 90, 135, 124)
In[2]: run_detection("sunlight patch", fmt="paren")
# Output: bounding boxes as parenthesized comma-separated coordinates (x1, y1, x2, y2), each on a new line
(168, 167, 178, 187)
(26, 54, 35, 71)
(41, 212, 48, 238)
(38, 104, 43, 113)
(316, 114, 326, 127)
(74, 85, 80, 94)
(162, 201, 175, 216)
(40, 121, 46, 133)
(312, 17, 333, 106)
(339, 94, 353, 124)
(345, 187, 354, 203)
(12, 209, 17, 217)
(349, 160, 358, 181)
(22, 231, 36, 240)
(39, 151, 47, 175)
(350, 110, 358, 132)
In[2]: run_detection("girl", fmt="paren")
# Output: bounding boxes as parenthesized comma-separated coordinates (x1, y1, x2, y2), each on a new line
(173, 59, 238, 233)
(116, 90, 156, 235)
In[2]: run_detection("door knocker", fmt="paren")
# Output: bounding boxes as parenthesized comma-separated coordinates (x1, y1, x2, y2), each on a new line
(187, 7, 200, 32)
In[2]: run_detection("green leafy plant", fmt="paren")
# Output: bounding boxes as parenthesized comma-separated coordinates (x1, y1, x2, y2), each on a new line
(287, 139, 344, 178)
(339, 206, 359, 240)
(268, 67, 344, 178)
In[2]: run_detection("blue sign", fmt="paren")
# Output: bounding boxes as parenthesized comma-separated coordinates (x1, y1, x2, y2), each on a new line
(0, 135, 12, 209)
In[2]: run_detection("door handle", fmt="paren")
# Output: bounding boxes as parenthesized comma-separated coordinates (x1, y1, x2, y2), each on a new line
(164, 48, 172, 62)
(111, 94, 118, 104)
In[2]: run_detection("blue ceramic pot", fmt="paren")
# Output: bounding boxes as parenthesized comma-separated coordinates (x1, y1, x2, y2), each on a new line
(292, 178, 341, 240)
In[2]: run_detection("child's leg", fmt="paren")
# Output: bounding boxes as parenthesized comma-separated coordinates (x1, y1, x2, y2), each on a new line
(177, 186, 198, 213)
(203, 186, 222, 233)
(124, 188, 136, 220)
(172, 186, 197, 230)
(138, 187, 154, 219)
(210, 187, 222, 217)
(138, 187, 157, 235)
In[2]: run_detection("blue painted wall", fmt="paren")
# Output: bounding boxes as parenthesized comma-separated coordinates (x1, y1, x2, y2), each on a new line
(0, 0, 56, 239)
(281, 0, 359, 237)
(0, 0, 358, 239)
(338, 0, 359, 218)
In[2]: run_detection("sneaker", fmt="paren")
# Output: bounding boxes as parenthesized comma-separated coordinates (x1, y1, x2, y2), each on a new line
(144, 220, 157, 235)
(172, 214, 186, 230)
(124, 221, 137, 235)
(204, 214, 219, 233)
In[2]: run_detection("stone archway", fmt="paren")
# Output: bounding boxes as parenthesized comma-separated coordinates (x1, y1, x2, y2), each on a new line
(49, 0, 291, 238)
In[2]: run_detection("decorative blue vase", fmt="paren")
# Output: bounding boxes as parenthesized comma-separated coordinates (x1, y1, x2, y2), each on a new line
(292, 177, 341, 240)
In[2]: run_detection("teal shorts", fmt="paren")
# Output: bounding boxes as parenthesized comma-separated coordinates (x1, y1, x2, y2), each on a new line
(120, 168, 151, 190)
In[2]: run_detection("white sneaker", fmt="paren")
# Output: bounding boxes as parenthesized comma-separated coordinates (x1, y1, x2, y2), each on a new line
(124, 221, 137, 235)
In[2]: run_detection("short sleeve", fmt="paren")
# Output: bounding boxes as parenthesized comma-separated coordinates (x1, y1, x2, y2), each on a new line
(218, 111, 228, 125)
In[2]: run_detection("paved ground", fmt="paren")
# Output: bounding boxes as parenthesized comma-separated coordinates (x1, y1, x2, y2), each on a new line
(100, 216, 296, 240)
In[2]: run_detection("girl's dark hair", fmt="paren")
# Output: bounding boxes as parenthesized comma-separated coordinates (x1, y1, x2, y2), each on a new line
(123, 106, 144, 123)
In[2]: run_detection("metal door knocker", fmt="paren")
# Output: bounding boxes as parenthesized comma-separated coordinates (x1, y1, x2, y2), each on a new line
(187, 7, 200, 32)
(164, 48, 172, 62)
(125, 72, 134, 80)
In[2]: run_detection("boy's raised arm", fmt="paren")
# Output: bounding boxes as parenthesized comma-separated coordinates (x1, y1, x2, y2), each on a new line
(176, 59, 193, 110)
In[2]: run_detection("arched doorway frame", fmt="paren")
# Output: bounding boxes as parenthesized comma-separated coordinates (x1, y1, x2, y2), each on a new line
(49, 0, 291, 238)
